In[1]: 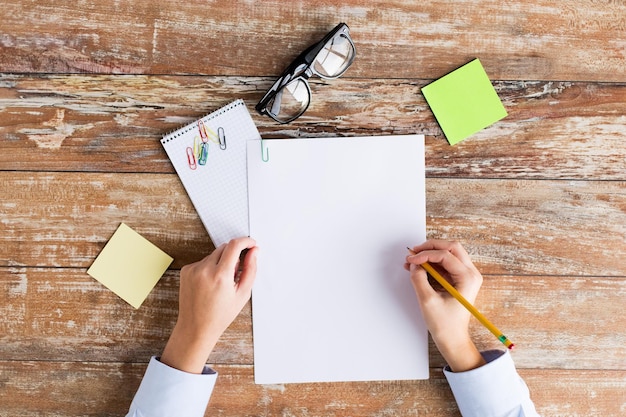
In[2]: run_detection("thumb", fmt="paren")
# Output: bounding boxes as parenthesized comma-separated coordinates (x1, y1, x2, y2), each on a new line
(236, 246, 258, 296)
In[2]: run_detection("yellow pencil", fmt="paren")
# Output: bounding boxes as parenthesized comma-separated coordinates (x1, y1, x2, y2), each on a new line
(407, 247, 515, 350)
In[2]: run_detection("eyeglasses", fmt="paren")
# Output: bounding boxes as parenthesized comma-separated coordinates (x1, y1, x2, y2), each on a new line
(255, 23, 356, 124)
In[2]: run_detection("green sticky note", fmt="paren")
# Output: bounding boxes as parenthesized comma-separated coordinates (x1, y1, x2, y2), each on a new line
(87, 223, 173, 309)
(422, 59, 507, 145)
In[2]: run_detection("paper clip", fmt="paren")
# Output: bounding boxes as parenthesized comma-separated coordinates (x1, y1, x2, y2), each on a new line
(206, 127, 219, 144)
(197, 120, 209, 143)
(198, 119, 221, 144)
(186, 147, 197, 170)
(261, 139, 269, 162)
(198, 142, 209, 166)
(218, 127, 226, 150)
(193, 136, 200, 159)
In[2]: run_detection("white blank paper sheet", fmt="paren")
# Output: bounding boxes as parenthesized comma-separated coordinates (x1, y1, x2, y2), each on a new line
(248, 135, 428, 384)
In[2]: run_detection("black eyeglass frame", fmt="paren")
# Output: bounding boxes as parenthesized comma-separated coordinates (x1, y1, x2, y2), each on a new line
(255, 22, 355, 124)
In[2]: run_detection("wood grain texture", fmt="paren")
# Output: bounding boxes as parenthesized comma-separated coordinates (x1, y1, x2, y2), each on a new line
(2, 172, 624, 275)
(1, 1, 626, 82)
(0, 361, 142, 417)
(0, 361, 624, 417)
(2, 0, 626, 415)
(210, 368, 626, 417)
(1, 75, 626, 180)
(1, 267, 624, 370)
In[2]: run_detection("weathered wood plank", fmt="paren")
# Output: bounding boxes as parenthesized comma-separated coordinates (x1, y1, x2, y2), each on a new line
(427, 178, 626, 277)
(2, 172, 625, 275)
(0, 361, 624, 417)
(2, 75, 626, 180)
(1, 1, 626, 82)
(2, 2, 623, 416)
(1, 267, 624, 370)
(0, 360, 141, 417)
(0, 267, 249, 365)
(0, 172, 208, 268)
(211, 367, 626, 417)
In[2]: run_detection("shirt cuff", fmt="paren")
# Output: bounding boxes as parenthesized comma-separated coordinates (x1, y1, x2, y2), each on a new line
(127, 356, 217, 417)
(443, 350, 536, 417)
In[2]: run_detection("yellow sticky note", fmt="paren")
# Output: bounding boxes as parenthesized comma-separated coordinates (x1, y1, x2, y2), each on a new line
(422, 58, 507, 145)
(87, 223, 173, 309)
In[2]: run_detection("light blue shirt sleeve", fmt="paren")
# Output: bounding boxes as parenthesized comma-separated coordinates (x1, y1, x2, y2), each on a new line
(127, 351, 538, 416)
(443, 350, 540, 417)
(126, 357, 217, 417)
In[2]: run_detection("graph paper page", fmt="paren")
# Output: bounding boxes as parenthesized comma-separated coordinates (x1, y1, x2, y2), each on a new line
(161, 100, 260, 246)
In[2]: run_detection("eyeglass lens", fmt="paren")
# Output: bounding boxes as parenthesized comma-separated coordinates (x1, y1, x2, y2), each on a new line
(268, 78, 310, 123)
(268, 33, 355, 123)
(313, 34, 354, 78)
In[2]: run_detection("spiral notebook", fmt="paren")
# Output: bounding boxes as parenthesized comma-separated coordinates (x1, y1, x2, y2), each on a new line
(161, 99, 261, 246)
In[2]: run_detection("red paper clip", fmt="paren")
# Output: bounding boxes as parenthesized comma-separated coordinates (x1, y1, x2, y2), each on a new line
(186, 146, 197, 170)
(197, 120, 209, 143)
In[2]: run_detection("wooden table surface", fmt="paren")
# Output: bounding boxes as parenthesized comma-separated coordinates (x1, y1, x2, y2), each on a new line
(1, 1, 625, 416)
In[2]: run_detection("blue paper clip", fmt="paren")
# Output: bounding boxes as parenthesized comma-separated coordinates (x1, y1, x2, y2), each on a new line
(198, 142, 209, 166)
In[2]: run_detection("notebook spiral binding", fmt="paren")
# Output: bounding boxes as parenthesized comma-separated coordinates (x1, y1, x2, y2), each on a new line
(161, 99, 246, 143)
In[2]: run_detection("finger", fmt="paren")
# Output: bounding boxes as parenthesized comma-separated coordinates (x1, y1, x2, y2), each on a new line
(207, 243, 227, 264)
(409, 248, 483, 303)
(409, 263, 437, 301)
(410, 239, 473, 266)
(410, 239, 454, 252)
(236, 246, 258, 295)
(445, 241, 474, 268)
(407, 249, 470, 282)
(217, 237, 257, 273)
